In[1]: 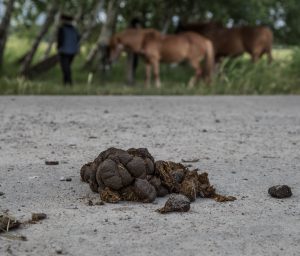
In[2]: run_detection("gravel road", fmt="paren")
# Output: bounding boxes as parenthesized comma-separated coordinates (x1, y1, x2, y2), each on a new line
(0, 96, 299, 256)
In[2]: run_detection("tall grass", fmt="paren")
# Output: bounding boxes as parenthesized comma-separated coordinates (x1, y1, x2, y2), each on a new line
(0, 36, 299, 95)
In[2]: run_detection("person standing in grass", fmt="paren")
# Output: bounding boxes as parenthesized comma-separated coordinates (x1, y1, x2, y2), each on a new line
(57, 14, 80, 86)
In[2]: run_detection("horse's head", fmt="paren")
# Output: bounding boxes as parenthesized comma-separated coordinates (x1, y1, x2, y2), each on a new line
(108, 35, 124, 64)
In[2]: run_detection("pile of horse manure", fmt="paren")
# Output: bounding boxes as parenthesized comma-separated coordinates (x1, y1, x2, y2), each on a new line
(80, 147, 236, 207)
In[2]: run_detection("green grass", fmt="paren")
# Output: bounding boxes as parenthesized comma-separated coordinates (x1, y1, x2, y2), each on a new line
(1, 36, 300, 95)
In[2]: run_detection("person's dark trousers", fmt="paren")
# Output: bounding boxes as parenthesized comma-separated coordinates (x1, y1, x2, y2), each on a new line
(59, 53, 75, 85)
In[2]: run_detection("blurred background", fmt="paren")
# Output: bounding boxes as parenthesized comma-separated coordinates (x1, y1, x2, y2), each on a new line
(0, 0, 300, 95)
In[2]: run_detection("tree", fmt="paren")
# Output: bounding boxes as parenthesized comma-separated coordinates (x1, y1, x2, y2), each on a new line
(19, 1, 59, 76)
(0, 0, 15, 70)
(80, 0, 105, 43)
(84, 0, 119, 68)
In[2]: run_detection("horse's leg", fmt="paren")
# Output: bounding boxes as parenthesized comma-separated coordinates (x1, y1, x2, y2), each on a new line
(251, 52, 260, 63)
(145, 61, 152, 88)
(257, 48, 273, 64)
(152, 60, 161, 89)
(126, 52, 134, 85)
(188, 59, 202, 88)
(266, 48, 273, 64)
(251, 46, 265, 63)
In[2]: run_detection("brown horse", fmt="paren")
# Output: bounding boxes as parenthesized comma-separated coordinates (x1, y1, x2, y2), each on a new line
(178, 22, 273, 63)
(140, 31, 214, 88)
(109, 28, 214, 88)
(109, 28, 160, 63)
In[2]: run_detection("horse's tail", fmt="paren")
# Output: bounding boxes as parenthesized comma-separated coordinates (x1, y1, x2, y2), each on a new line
(203, 39, 215, 82)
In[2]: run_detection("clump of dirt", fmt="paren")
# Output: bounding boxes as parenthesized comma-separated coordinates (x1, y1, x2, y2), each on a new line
(31, 213, 47, 221)
(45, 160, 59, 165)
(0, 214, 21, 232)
(268, 185, 292, 198)
(1, 212, 48, 238)
(156, 161, 236, 203)
(157, 194, 191, 214)
(80, 147, 236, 206)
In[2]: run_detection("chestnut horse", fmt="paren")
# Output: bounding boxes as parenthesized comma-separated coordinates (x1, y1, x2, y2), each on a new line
(109, 28, 214, 88)
(109, 28, 160, 63)
(177, 22, 273, 63)
(140, 31, 214, 88)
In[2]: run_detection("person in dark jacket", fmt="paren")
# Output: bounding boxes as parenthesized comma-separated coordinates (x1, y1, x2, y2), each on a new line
(57, 14, 80, 85)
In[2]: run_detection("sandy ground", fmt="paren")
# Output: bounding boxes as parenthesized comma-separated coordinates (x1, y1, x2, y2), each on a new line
(0, 96, 299, 256)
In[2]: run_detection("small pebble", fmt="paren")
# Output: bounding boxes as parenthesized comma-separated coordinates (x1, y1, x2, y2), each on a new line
(268, 185, 292, 198)
(55, 248, 63, 254)
(60, 177, 72, 182)
(181, 158, 199, 163)
(95, 201, 105, 206)
(0, 192, 4, 196)
(157, 194, 190, 214)
(32, 213, 47, 221)
(45, 161, 59, 165)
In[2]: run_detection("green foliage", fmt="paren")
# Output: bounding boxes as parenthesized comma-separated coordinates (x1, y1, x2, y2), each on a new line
(117, 0, 300, 44)
(5, 0, 300, 44)
(279, 0, 300, 44)
(287, 47, 300, 82)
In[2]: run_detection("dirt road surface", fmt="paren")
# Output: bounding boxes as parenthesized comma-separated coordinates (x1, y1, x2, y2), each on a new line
(0, 96, 299, 256)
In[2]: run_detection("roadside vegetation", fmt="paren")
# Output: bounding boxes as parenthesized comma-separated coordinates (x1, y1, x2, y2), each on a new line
(0, 36, 299, 95)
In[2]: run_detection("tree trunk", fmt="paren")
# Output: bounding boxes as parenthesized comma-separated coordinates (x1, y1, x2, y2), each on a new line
(161, 18, 171, 34)
(24, 54, 59, 78)
(80, 0, 105, 43)
(0, 0, 15, 70)
(43, 10, 62, 60)
(19, 1, 59, 76)
(84, 0, 119, 68)
(161, 3, 173, 34)
(43, 32, 56, 60)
